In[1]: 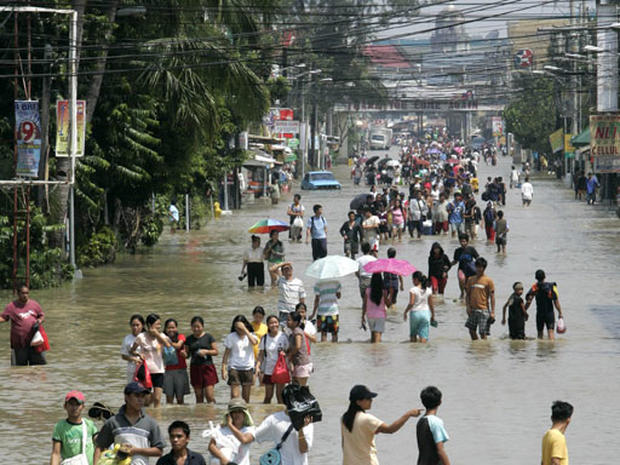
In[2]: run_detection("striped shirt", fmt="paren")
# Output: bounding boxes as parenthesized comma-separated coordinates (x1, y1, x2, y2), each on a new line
(313, 280, 342, 316)
(277, 277, 306, 314)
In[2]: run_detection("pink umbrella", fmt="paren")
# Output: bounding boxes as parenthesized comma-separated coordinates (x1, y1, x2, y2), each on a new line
(363, 258, 416, 276)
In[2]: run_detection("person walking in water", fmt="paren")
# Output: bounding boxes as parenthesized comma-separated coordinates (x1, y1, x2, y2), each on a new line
(494, 210, 509, 255)
(287, 194, 305, 242)
(403, 272, 436, 343)
(1, 284, 46, 366)
(464, 257, 495, 340)
(341, 384, 421, 465)
(525, 269, 563, 340)
(306, 204, 328, 260)
(541, 401, 573, 465)
(416, 386, 451, 465)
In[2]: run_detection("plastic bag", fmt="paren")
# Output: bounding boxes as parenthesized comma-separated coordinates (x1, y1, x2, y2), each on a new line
(271, 352, 291, 385)
(133, 360, 153, 389)
(96, 445, 132, 465)
(202, 421, 237, 465)
(33, 325, 50, 353)
(282, 384, 322, 431)
(293, 216, 304, 228)
(556, 317, 566, 334)
(163, 345, 178, 366)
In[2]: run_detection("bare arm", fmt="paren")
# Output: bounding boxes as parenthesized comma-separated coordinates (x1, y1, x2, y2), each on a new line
(428, 293, 436, 321)
(554, 299, 563, 317)
(0, 316, 7, 322)
(311, 295, 319, 319)
(403, 291, 415, 319)
(127, 446, 162, 458)
(490, 290, 496, 316)
(376, 409, 421, 434)
(436, 441, 451, 465)
(501, 299, 509, 324)
(221, 347, 231, 380)
(50, 441, 62, 465)
(208, 439, 232, 465)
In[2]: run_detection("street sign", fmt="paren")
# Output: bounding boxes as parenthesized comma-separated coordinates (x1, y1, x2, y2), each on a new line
(274, 120, 300, 134)
(56, 100, 86, 157)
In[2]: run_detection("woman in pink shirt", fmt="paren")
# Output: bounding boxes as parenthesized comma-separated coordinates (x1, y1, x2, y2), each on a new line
(362, 273, 391, 343)
(390, 199, 405, 243)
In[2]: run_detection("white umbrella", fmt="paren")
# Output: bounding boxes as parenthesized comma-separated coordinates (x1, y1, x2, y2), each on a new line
(305, 255, 358, 280)
(386, 159, 401, 168)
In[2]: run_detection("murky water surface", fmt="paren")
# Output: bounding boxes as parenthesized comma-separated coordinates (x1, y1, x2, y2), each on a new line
(1, 152, 619, 464)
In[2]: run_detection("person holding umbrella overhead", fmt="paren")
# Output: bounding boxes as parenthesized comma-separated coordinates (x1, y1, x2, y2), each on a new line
(248, 219, 289, 287)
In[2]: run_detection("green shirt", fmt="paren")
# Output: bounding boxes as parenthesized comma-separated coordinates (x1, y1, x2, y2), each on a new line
(52, 418, 98, 465)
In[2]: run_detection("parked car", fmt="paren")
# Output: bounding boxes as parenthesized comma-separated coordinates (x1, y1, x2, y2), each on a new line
(301, 171, 342, 190)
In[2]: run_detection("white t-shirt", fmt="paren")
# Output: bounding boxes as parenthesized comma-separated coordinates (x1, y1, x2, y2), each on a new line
(213, 426, 255, 465)
(133, 332, 169, 374)
(260, 331, 289, 375)
(362, 216, 380, 241)
(277, 277, 306, 314)
(224, 332, 255, 370)
(254, 411, 314, 465)
(304, 320, 317, 339)
(410, 286, 432, 312)
(121, 333, 137, 382)
(356, 255, 378, 282)
(243, 246, 263, 263)
(521, 182, 534, 199)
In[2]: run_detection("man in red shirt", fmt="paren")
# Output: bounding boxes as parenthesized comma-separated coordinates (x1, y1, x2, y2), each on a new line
(0, 284, 46, 365)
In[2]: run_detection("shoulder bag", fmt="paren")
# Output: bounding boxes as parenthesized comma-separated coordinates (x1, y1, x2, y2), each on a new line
(259, 424, 295, 465)
(60, 421, 89, 465)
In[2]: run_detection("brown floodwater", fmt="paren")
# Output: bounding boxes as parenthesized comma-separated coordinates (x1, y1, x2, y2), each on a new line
(1, 150, 619, 464)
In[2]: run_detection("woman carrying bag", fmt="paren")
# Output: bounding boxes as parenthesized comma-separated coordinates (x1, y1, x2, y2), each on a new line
(256, 315, 289, 404)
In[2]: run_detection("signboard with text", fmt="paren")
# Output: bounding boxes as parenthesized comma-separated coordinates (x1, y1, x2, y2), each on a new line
(274, 120, 300, 134)
(590, 114, 620, 158)
(15, 100, 41, 177)
(549, 128, 564, 153)
(55, 100, 86, 157)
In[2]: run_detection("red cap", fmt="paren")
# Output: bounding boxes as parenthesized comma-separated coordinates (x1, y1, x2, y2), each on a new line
(65, 390, 85, 404)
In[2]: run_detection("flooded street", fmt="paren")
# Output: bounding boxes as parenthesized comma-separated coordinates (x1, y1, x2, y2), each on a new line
(1, 153, 619, 464)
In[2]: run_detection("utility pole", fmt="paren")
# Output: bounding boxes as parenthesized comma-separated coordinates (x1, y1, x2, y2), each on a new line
(301, 77, 306, 181)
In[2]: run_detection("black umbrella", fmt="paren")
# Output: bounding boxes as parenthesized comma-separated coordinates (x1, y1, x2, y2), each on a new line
(350, 193, 372, 210)
(365, 156, 379, 166)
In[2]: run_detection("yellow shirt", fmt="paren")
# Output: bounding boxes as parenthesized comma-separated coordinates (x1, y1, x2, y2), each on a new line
(342, 412, 383, 465)
(542, 428, 568, 465)
(251, 322, 268, 358)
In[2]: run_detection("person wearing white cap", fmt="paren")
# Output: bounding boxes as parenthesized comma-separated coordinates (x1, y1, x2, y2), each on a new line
(50, 390, 98, 465)
(341, 385, 421, 465)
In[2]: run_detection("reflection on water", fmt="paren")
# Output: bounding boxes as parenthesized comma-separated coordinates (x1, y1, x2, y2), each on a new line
(0, 155, 619, 464)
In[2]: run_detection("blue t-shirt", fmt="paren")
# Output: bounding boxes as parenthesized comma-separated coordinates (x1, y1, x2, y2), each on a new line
(426, 415, 449, 443)
(307, 215, 327, 239)
(448, 201, 464, 224)
(586, 176, 598, 194)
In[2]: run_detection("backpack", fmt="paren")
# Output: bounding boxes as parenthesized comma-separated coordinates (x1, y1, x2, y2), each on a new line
(459, 250, 477, 276)
(484, 208, 495, 223)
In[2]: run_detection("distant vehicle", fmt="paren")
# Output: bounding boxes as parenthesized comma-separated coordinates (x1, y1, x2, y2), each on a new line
(370, 128, 393, 150)
(301, 171, 342, 190)
(471, 136, 486, 150)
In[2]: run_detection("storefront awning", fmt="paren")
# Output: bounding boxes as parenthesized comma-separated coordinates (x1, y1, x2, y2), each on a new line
(571, 127, 590, 147)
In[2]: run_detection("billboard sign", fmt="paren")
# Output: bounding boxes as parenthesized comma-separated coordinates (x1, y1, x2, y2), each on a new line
(55, 100, 86, 157)
(15, 100, 41, 178)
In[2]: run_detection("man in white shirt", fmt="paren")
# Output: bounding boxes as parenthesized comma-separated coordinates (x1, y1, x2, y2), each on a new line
(521, 177, 534, 207)
(361, 209, 380, 252)
(273, 263, 306, 324)
(355, 242, 378, 305)
(240, 235, 264, 288)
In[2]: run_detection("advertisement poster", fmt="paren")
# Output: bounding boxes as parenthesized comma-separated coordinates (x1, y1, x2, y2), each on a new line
(590, 114, 620, 158)
(55, 100, 86, 156)
(15, 100, 41, 178)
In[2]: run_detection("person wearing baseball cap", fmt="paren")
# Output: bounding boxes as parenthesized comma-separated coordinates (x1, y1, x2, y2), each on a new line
(94, 382, 164, 465)
(341, 385, 421, 465)
(50, 390, 98, 465)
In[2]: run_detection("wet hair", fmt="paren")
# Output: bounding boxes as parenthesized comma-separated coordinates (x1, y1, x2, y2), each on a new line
(230, 314, 254, 333)
(266, 315, 280, 325)
(313, 204, 322, 213)
(459, 233, 469, 242)
(369, 273, 384, 306)
(145, 313, 160, 328)
(551, 401, 573, 422)
(168, 420, 190, 437)
(342, 401, 365, 432)
(535, 269, 546, 281)
(497, 210, 504, 219)
(429, 242, 444, 258)
(295, 302, 307, 312)
(413, 271, 429, 290)
(288, 311, 305, 330)
(475, 257, 487, 269)
(420, 386, 442, 409)
(190, 316, 204, 327)
(129, 314, 145, 328)
(387, 247, 396, 259)
(294, 194, 301, 201)
(252, 306, 265, 316)
(361, 242, 371, 254)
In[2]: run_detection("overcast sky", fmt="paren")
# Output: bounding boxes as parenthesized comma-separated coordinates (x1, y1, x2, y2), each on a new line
(379, 0, 592, 40)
